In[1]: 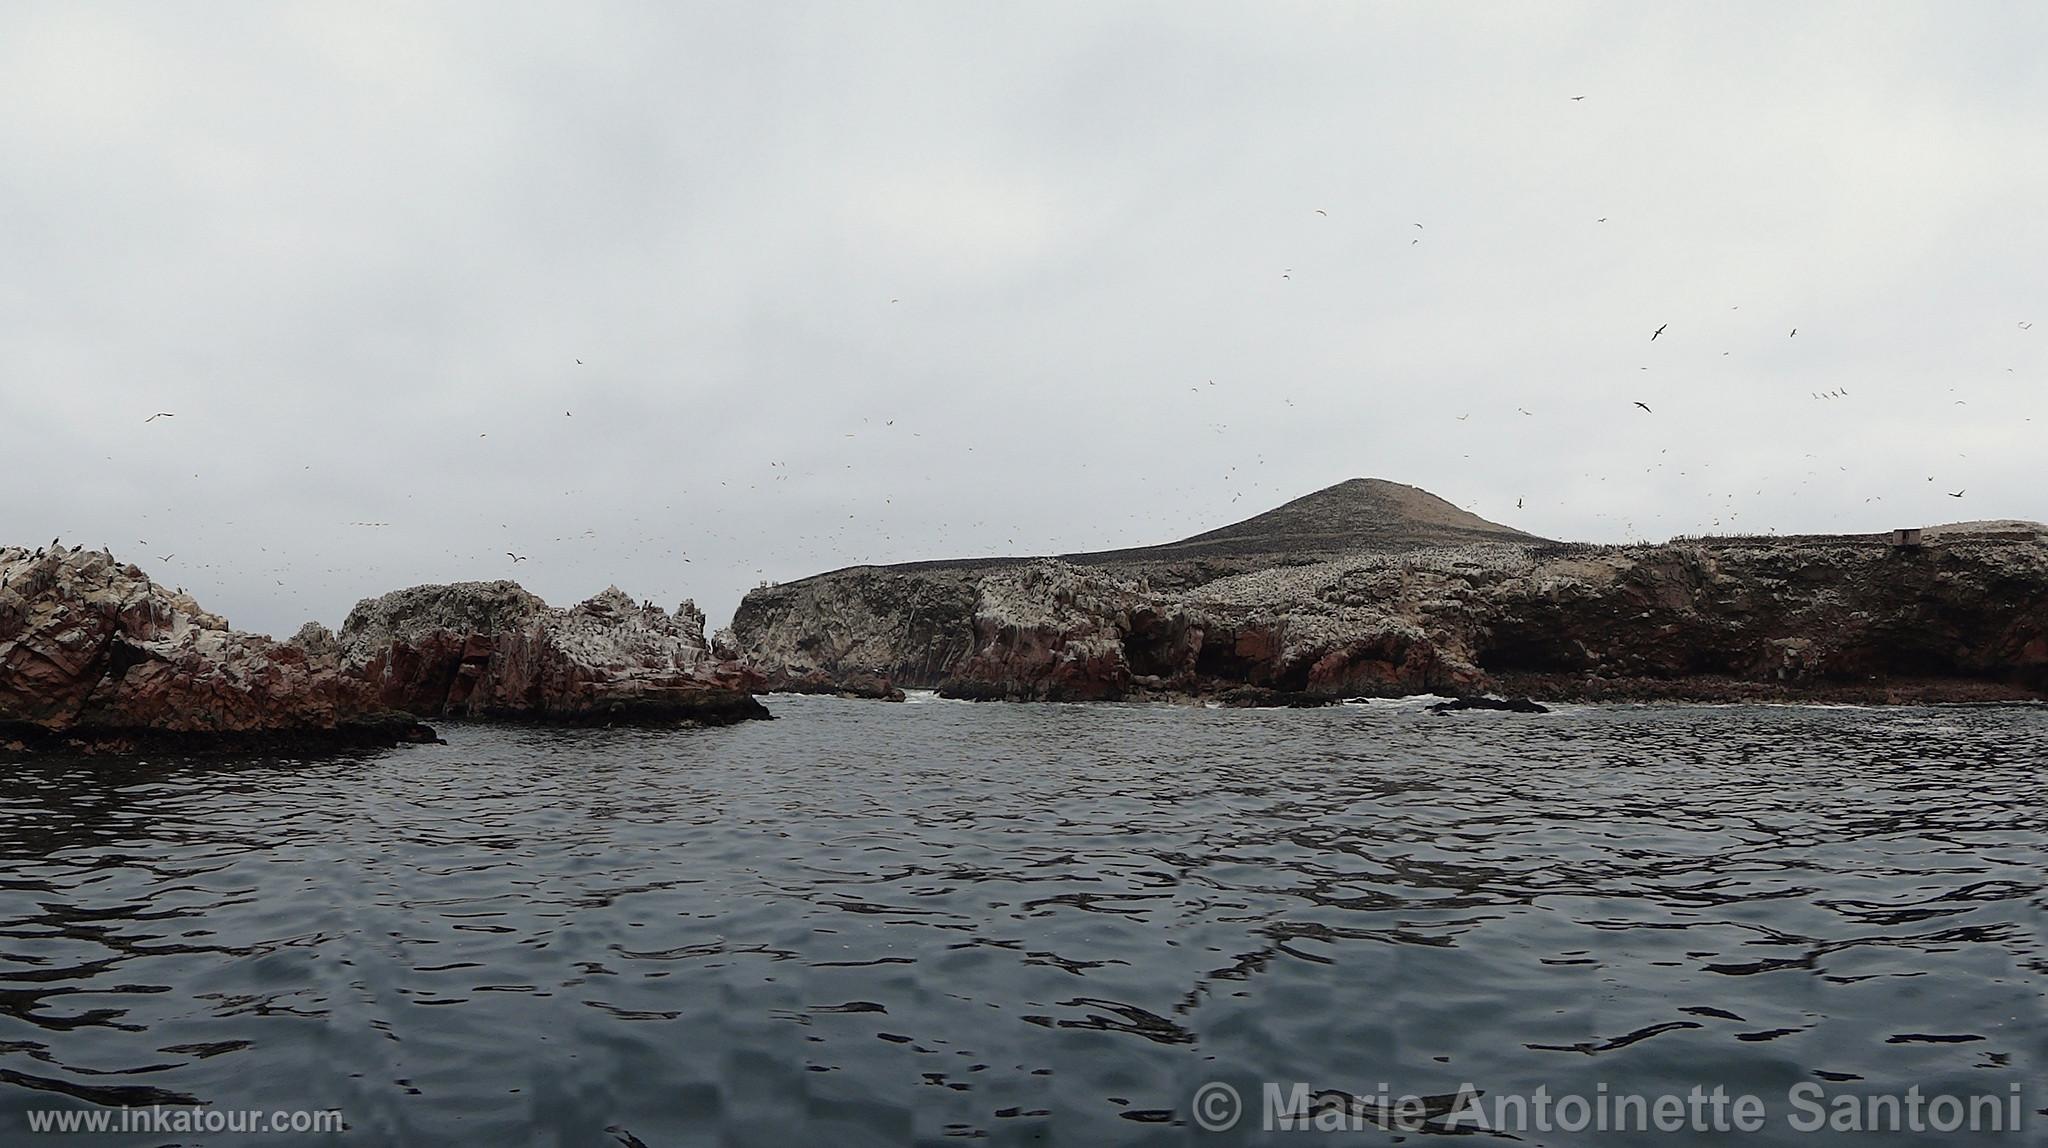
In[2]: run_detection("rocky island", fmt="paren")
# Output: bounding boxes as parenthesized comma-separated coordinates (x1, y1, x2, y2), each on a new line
(1, 548, 768, 755)
(0, 544, 437, 754)
(7, 480, 2041, 753)
(727, 479, 2048, 705)
(310, 581, 768, 725)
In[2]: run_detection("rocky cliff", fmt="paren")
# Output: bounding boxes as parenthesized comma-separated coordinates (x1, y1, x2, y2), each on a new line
(726, 478, 1536, 695)
(329, 581, 769, 724)
(729, 481, 2048, 705)
(0, 545, 436, 753)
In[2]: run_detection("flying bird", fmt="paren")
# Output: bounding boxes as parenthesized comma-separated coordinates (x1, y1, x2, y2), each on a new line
(507, 552, 527, 562)
(1314, 209, 1327, 216)
(1570, 95, 1586, 100)
(1651, 324, 1667, 340)
(158, 554, 174, 562)
(2020, 321, 2033, 330)
(1947, 490, 1965, 498)
(144, 412, 174, 423)
(1634, 402, 1653, 412)
(1789, 328, 1797, 337)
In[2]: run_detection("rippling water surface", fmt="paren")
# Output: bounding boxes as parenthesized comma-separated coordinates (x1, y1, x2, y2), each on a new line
(2, 697, 2043, 1145)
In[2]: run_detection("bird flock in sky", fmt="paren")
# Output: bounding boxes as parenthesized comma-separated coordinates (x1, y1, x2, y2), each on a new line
(95, 88, 2042, 635)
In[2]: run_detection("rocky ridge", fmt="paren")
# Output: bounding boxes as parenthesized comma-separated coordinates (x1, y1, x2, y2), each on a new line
(327, 581, 769, 725)
(729, 484, 2048, 705)
(0, 545, 435, 753)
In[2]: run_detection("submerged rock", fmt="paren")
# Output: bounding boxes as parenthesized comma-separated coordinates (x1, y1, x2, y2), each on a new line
(0, 545, 436, 754)
(333, 582, 769, 725)
(1427, 696, 1550, 714)
(757, 666, 906, 701)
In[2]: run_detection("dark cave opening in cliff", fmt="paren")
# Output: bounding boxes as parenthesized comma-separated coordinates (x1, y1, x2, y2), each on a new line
(1475, 631, 1587, 675)
(1853, 633, 1972, 681)
(1270, 659, 1314, 692)
(1193, 638, 1263, 683)
(1120, 614, 1184, 680)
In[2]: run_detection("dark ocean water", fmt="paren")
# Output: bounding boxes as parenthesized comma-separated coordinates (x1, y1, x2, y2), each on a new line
(1, 696, 2042, 1146)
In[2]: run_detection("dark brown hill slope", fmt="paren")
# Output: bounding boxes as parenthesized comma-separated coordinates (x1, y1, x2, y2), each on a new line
(1068, 478, 1541, 565)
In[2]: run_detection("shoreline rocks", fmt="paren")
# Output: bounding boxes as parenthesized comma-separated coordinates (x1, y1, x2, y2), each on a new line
(9, 478, 2041, 742)
(1, 545, 437, 755)
(729, 528, 2048, 708)
(0, 550, 776, 755)
(328, 581, 771, 726)
(1427, 695, 1550, 714)
(752, 666, 906, 702)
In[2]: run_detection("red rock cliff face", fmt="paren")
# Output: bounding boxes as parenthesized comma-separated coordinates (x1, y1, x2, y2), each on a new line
(331, 582, 769, 724)
(0, 545, 435, 753)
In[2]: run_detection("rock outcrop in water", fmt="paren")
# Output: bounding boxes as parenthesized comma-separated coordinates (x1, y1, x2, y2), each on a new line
(729, 480, 1526, 702)
(730, 481, 2048, 705)
(329, 581, 770, 724)
(0, 545, 437, 753)
(927, 559, 1475, 703)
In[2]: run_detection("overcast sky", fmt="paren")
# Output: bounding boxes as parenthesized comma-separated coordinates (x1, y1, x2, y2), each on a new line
(4, 2, 2043, 637)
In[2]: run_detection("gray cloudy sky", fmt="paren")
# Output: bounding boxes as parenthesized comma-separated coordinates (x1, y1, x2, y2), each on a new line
(4, 1, 2043, 637)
